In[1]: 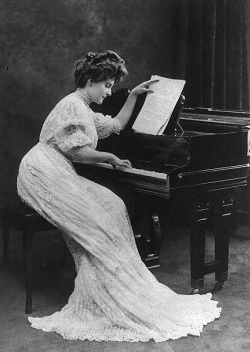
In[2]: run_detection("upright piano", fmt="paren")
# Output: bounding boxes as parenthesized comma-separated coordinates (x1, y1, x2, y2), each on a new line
(74, 89, 250, 293)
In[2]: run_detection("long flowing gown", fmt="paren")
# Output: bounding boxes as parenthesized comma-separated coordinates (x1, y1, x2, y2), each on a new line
(17, 89, 221, 343)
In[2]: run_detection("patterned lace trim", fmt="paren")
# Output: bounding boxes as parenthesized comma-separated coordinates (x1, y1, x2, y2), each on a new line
(76, 88, 91, 106)
(28, 299, 221, 343)
(112, 118, 121, 134)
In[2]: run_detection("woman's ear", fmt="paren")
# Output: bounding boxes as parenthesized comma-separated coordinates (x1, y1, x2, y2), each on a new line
(87, 79, 93, 87)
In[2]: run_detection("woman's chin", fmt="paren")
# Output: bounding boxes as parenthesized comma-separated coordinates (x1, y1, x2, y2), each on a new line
(94, 98, 104, 105)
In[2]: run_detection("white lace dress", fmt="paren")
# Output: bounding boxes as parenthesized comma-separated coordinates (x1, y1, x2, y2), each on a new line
(17, 89, 221, 343)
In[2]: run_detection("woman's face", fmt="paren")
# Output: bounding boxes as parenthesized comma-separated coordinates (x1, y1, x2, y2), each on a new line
(88, 78, 115, 104)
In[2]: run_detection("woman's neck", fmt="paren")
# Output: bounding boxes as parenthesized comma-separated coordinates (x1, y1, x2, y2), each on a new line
(76, 88, 91, 106)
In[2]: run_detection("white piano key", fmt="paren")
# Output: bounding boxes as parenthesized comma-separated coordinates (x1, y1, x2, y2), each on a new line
(95, 162, 166, 180)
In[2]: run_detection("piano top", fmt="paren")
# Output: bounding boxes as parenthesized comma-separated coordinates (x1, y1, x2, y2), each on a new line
(182, 107, 250, 119)
(181, 107, 250, 132)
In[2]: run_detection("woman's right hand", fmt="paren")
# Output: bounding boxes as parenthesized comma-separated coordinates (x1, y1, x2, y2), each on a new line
(107, 154, 132, 169)
(130, 79, 159, 96)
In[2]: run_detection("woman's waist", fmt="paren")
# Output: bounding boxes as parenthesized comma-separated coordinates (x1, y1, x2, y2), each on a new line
(41, 141, 73, 158)
(37, 141, 75, 159)
(21, 142, 74, 169)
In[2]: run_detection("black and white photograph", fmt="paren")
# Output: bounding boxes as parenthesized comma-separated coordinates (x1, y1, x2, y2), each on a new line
(0, 1, 249, 351)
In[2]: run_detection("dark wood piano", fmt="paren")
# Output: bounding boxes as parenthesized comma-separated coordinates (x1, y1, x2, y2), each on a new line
(74, 89, 250, 293)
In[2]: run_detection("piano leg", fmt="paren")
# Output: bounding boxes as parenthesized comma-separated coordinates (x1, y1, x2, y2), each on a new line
(212, 194, 235, 291)
(145, 211, 162, 268)
(188, 195, 209, 293)
(133, 195, 162, 269)
(188, 191, 235, 294)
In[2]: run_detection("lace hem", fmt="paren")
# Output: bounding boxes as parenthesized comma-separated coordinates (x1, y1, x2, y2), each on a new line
(28, 295, 221, 343)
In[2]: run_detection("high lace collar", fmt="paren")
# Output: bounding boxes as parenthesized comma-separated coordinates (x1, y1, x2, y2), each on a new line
(76, 88, 91, 106)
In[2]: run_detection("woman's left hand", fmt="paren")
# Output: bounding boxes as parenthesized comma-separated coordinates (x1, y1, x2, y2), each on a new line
(131, 79, 159, 96)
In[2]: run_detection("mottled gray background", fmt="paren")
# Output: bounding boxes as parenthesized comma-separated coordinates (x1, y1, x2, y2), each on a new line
(1, 0, 250, 185)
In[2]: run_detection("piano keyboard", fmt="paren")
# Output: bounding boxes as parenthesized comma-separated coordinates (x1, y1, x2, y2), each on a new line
(96, 162, 167, 180)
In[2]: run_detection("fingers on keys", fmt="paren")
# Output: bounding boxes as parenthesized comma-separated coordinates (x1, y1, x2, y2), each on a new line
(120, 159, 132, 168)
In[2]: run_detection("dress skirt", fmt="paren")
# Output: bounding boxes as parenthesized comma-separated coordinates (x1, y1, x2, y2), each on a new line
(17, 142, 221, 343)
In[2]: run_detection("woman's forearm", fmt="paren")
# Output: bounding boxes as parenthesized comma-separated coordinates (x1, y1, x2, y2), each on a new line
(71, 146, 132, 169)
(71, 147, 112, 164)
(115, 79, 158, 130)
(115, 91, 137, 129)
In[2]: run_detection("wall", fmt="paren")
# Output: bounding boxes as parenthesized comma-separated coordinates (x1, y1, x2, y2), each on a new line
(1, 0, 177, 184)
(246, 1, 250, 98)
(1, 0, 250, 184)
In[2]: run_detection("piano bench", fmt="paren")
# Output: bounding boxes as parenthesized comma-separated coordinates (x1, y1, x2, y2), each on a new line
(0, 185, 57, 314)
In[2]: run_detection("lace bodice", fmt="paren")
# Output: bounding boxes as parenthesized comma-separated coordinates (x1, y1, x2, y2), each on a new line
(39, 90, 121, 158)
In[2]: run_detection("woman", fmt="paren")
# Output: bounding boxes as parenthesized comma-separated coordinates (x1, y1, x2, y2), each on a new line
(17, 50, 221, 343)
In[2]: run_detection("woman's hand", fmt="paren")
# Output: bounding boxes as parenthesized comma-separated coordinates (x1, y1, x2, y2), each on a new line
(107, 154, 132, 169)
(130, 79, 159, 96)
(115, 78, 159, 130)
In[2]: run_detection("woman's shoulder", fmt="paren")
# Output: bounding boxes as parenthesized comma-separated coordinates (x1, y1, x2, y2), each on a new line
(46, 91, 92, 126)
(56, 91, 87, 109)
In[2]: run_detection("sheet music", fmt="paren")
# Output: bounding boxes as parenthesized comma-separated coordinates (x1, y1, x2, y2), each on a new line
(132, 75, 186, 135)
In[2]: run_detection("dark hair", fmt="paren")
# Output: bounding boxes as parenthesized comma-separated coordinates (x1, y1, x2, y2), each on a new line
(74, 50, 128, 88)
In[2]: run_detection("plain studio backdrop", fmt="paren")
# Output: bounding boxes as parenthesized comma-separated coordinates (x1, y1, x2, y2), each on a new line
(1, 1, 250, 352)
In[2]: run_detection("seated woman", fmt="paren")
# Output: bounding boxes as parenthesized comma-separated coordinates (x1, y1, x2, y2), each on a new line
(17, 50, 221, 343)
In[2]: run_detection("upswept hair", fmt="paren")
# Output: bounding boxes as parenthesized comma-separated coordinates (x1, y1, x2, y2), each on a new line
(74, 50, 128, 88)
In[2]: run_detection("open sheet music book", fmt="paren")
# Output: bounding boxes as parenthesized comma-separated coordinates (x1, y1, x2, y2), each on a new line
(132, 75, 186, 135)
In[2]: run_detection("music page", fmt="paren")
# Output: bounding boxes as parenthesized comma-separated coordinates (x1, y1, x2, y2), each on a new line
(132, 75, 186, 135)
